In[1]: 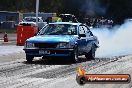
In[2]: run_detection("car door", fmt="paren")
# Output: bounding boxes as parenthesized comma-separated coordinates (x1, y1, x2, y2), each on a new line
(85, 26, 96, 53)
(78, 25, 88, 54)
(78, 25, 95, 54)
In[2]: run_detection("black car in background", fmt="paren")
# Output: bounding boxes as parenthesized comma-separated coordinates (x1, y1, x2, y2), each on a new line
(59, 14, 78, 23)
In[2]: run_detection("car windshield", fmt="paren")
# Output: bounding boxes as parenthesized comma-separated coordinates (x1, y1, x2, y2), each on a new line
(39, 24, 77, 35)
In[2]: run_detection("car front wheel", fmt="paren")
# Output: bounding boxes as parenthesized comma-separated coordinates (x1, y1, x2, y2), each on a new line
(26, 55, 34, 62)
(71, 48, 79, 63)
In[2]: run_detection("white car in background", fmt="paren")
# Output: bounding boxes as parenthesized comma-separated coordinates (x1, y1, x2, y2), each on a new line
(19, 17, 47, 30)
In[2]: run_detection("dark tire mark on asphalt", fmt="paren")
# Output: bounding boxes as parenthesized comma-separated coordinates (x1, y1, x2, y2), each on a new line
(0, 55, 127, 88)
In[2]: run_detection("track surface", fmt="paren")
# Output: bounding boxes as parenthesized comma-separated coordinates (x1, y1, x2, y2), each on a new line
(0, 52, 132, 88)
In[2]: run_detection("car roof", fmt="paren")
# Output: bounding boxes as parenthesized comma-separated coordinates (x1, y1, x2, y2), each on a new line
(59, 14, 75, 17)
(60, 14, 73, 15)
(24, 17, 42, 19)
(49, 22, 82, 26)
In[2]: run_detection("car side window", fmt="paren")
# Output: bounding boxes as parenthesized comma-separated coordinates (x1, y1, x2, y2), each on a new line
(79, 26, 87, 34)
(83, 26, 88, 34)
(83, 26, 93, 37)
(87, 27, 93, 36)
(81, 25, 93, 37)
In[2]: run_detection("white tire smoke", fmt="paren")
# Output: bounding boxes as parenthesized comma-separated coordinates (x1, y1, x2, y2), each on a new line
(91, 21, 132, 58)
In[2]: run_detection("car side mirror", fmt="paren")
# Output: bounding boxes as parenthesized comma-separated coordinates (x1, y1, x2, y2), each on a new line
(79, 34, 86, 37)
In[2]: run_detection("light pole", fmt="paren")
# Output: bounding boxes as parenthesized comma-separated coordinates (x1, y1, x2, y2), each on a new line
(36, 0, 39, 26)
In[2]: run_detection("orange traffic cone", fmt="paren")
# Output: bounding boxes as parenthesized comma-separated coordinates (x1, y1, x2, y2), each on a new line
(3, 33, 8, 42)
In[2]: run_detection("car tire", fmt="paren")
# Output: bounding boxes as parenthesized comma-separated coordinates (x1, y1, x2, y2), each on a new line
(26, 55, 34, 62)
(85, 45, 95, 60)
(71, 47, 79, 63)
(42, 56, 47, 59)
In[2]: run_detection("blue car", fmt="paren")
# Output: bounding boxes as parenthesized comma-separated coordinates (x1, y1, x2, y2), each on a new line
(23, 22, 99, 62)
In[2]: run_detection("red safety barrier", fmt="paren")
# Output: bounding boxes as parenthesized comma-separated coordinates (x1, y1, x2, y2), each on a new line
(17, 25, 38, 46)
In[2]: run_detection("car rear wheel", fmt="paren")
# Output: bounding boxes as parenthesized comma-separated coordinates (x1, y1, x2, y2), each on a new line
(85, 46, 95, 60)
(71, 48, 79, 63)
(42, 56, 47, 59)
(26, 55, 34, 62)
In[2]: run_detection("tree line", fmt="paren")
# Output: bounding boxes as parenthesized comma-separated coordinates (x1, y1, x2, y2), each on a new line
(0, 0, 132, 24)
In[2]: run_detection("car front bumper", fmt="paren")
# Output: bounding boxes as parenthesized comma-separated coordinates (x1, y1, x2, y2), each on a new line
(23, 48, 74, 57)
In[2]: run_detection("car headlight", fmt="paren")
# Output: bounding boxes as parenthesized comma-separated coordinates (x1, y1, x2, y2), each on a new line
(25, 42, 35, 48)
(56, 43, 73, 48)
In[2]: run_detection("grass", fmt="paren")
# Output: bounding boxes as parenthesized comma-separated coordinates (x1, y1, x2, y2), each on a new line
(0, 28, 16, 33)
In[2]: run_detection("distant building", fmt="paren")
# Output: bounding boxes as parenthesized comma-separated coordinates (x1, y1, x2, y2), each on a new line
(0, 11, 56, 29)
(0, 11, 22, 24)
(23, 12, 56, 22)
(0, 11, 22, 29)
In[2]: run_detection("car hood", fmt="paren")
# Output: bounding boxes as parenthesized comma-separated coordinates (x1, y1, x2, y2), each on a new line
(27, 35, 78, 43)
